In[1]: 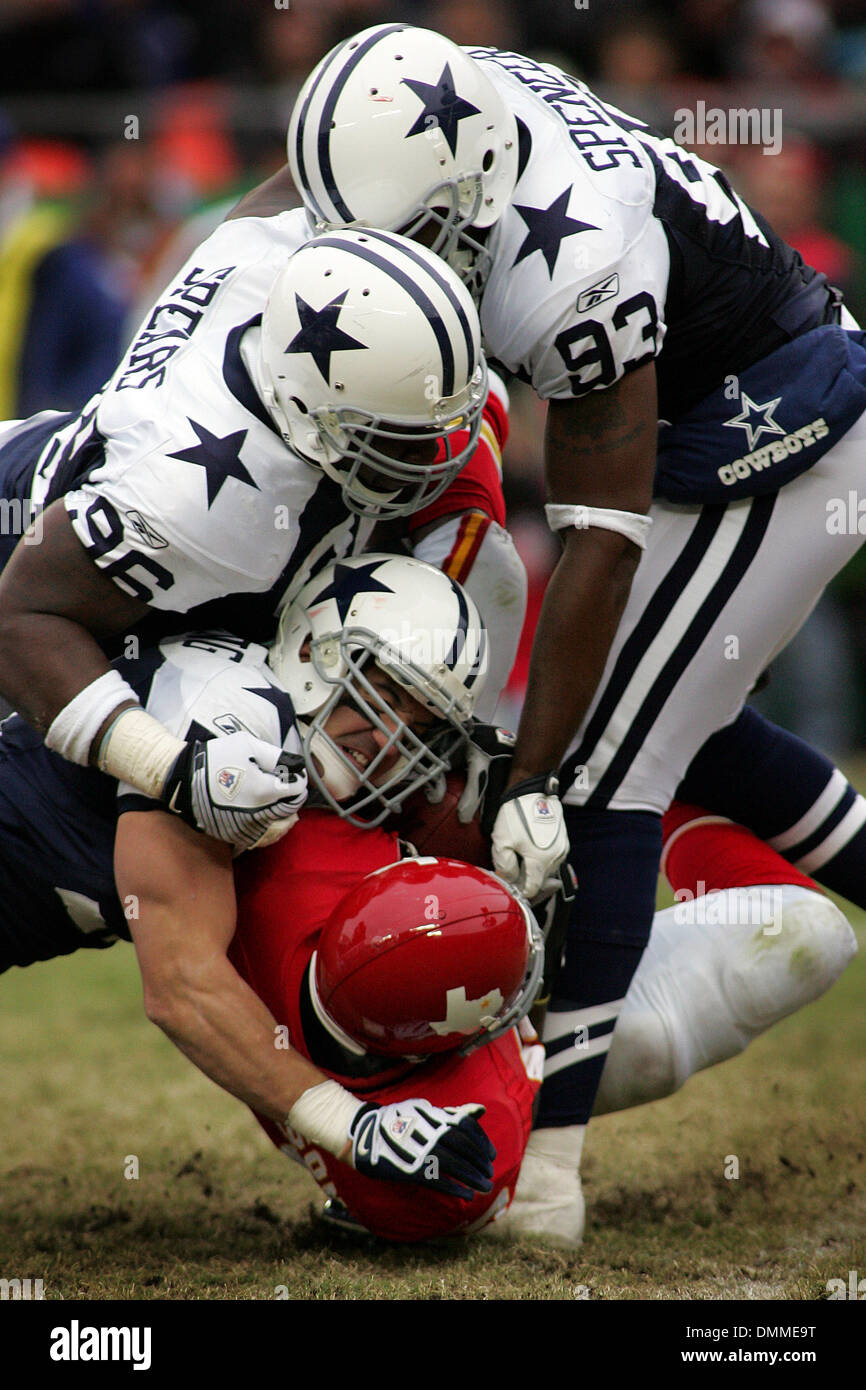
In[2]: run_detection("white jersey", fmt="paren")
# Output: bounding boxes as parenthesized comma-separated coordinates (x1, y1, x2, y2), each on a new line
(112, 630, 300, 810)
(2, 211, 373, 639)
(468, 48, 837, 423)
(0, 630, 299, 948)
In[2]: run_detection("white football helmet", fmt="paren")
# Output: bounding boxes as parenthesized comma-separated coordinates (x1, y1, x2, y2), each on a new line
(257, 227, 487, 518)
(268, 553, 487, 826)
(288, 24, 519, 300)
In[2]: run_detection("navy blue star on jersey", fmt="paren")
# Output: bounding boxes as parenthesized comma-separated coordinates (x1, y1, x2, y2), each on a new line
(312, 559, 394, 623)
(243, 685, 297, 744)
(512, 188, 598, 278)
(169, 421, 259, 509)
(285, 290, 367, 384)
(402, 62, 481, 156)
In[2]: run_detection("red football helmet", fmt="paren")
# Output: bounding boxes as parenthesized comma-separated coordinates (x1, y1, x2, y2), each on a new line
(311, 857, 544, 1059)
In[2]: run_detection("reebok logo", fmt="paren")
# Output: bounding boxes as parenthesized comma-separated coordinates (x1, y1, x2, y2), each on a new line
(213, 713, 253, 736)
(125, 510, 168, 548)
(577, 273, 619, 312)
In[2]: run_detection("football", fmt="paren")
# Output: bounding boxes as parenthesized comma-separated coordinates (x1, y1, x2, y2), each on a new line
(393, 771, 492, 868)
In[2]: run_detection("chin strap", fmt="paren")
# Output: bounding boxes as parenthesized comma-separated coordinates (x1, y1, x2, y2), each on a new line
(298, 720, 362, 803)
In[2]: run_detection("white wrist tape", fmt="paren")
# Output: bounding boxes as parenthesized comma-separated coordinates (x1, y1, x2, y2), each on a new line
(96, 707, 187, 799)
(545, 504, 653, 550)
(287, 1079, 364, 1159)
(44, 669, 138, 767)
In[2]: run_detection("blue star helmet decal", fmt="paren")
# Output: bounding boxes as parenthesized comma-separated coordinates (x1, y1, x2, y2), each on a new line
(402, 62, 481, 158)
(169, 420, 259, 509)
(311, 559, 395, 623)
(284, 290, 368, 384)
(512, 188, 598, 278)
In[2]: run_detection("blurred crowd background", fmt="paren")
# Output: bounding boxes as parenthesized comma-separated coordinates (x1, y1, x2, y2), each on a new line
(1, 0, 865, 748)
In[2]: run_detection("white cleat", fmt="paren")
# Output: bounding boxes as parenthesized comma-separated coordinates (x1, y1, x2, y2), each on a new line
(486, 1125, 586, 1248)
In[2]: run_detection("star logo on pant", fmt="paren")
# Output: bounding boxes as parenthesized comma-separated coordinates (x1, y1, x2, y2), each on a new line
(722, 392, 786, 451)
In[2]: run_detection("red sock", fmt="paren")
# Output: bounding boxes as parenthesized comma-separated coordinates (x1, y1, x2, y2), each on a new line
(662, 801, 820, 898)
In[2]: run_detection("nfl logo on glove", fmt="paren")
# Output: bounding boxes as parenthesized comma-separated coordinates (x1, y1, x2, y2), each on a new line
(217, 767, 242, 796)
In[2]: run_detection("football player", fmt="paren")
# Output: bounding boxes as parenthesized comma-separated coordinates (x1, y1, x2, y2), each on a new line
(0, 553, 502, 1201)
(225, 789, 853, 1243)
(0, 553, 855, 1234)
(0, 221, 525, 860)
(276, 22, 866, 1236)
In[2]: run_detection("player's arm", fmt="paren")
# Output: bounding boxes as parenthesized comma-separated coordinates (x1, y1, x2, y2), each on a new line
(0, 503, 304, 848)
(488, 362, 657, 896)
(406, 375, 526, 720)
(510, 360, 657, 782)
(0, 500, 149, 732)
(226, 166, 296, 221)
(117, 809, 495, 1198)
(117, 809, 331, 1120)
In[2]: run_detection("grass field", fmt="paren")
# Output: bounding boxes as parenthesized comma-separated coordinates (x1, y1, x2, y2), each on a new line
(2, 891, 865, 1303)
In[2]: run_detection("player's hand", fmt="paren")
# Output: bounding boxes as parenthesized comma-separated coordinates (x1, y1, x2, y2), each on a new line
(491, 775, 570, 901)
(162, 731, 308, 850)
(457, 723, 516, 828)
(348, 1099, 496, 1201)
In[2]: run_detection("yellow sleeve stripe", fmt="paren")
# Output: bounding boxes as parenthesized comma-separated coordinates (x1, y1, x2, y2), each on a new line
(444, 510, 490, 583)
(480, 418, 502, 475)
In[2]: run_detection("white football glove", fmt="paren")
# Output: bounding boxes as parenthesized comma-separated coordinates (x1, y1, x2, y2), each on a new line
(348, 1099, 495, 1201)
(162, 731, 308, 850)
(491, 775, 570, 901)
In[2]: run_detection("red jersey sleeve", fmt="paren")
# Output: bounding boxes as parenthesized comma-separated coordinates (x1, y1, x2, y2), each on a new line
(229, 811, 400, 1034)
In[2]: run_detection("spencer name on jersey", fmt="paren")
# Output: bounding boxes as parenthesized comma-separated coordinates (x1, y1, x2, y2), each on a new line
(0, 212, 374, 638)
(467, 47, 837, 424)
